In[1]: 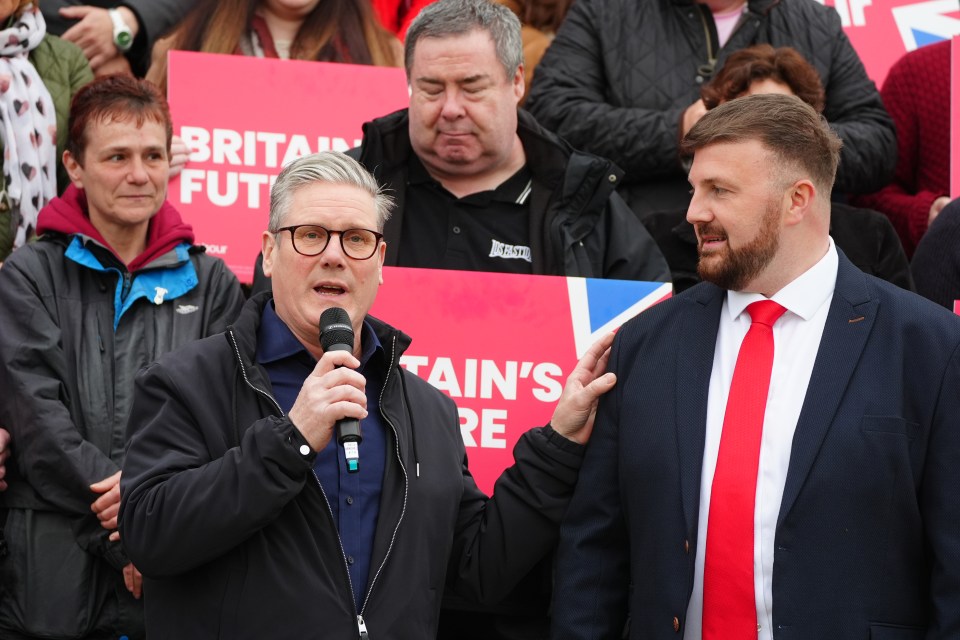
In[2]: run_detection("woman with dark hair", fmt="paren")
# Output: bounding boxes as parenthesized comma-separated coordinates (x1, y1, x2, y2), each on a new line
(699, 43, 824, 112)
(147, 0, 402, 93)
(0, 0, 91, 262)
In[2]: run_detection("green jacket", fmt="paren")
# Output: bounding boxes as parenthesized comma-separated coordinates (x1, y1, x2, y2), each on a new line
(0, 34, 92, 262)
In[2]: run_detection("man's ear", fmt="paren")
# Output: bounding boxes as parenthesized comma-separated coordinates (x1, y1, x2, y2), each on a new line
(513, 63, 525, 103)
(261, 231, 277, 278)
(377, 241, 387, 286)
(784, 180, 815, 227)
(62, 150, 83, 188)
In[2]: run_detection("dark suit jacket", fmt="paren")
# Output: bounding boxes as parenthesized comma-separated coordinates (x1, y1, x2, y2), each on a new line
(552, 252, 960, 640)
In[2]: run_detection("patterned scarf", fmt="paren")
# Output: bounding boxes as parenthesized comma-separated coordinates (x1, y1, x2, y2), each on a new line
(0, 4, 57, 249)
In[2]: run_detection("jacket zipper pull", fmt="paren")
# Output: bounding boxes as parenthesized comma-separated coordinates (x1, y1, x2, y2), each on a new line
(357, 614, 369, 639)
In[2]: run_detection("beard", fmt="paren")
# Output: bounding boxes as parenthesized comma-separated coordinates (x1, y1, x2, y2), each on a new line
(696, 199, 781, 291)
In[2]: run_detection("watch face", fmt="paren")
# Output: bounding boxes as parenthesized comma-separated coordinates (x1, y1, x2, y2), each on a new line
(116, 31, 133, 49)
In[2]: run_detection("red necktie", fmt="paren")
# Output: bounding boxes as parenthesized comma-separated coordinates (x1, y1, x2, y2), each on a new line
(702, 300, 787, 639)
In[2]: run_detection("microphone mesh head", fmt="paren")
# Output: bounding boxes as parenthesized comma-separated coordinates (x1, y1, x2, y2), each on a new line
(320, 307, 354, 352)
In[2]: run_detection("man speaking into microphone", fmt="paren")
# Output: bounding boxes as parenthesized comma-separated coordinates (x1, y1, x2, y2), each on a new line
(117, 151, 616, 639)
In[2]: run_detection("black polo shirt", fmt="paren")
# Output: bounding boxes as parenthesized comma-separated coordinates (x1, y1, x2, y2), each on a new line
(396, 156, 534, 274)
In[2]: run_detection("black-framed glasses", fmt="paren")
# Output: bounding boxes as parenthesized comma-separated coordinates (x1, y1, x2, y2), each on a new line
(275, 224, 384, 260)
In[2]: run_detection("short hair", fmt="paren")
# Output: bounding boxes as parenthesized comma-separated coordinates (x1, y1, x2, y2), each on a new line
(66, 75, 173, 165)
(404, 0, 523, 81)
(681, 93, 843, 195)
(269, 152, 395, 232)
(701, 45, 826, 113)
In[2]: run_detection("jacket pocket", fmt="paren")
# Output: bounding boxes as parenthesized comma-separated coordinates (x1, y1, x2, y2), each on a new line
(861, 416, 919, 439)
(0, 509, 101, 636)
(869, 622, 925, 639)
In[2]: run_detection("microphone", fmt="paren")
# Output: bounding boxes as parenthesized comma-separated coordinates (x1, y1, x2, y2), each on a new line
(319, 307, 362, 473)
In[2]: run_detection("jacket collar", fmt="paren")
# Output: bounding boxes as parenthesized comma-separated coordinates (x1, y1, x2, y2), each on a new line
(357, 107, 624, 194)
(36, 184, 196, 272)
(228, 293, 413, 374)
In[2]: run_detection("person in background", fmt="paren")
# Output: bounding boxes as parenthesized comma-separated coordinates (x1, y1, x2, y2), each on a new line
(494, 0, 572, 102)
(352, 0, 669, 285)
(911, 198, 960, 310)
(524, 0, 896, 219)
(0, 74, 244, 640)
(41, 0, 194, 77)
(642, 44, 912, 293)
(117, 150, 617, 640)
(147, 0, 403, 94)
(0, 0, 92, 264)
(148, 0, 404, 180)
(372, 0, 437, 39)
(850, 39, 951, 258)
(552, 93, 960, 640)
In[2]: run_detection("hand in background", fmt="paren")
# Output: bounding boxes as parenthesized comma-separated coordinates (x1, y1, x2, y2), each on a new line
(0, 427, 11, 491)
(929, 196, 951, 227)
(168, 135, 189, 178)
(122, 562, 143, 599)
(60, 5, 139, 72)
(90, 470, 121, 531)
(681, 99, 708, 138)
(93, 54, 133, 78)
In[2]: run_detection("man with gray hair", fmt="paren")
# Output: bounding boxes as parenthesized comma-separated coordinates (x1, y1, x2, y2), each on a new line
(118, 151, 618, 639)
(351, 0, 669, 283)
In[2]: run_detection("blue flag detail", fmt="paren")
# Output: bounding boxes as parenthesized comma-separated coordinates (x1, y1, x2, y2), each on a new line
(567, 277, 673, 358)
(585, 279, 668, 332)
(911, 30, 947, 47)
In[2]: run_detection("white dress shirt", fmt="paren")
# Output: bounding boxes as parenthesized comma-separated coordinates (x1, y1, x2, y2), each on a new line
(684, 238, 839, 640)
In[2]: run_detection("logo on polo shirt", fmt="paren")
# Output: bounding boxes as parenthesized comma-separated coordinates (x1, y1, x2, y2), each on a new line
(489, 239, 532, 263)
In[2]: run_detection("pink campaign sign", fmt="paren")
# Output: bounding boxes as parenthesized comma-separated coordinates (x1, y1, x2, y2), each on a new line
(166, 51, 409, 282)
(825, 0, 960, 85)
(370, 266, 672, 495)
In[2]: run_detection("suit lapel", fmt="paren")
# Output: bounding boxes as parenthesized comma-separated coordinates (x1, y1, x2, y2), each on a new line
(677, 284, 725, 533)
(777, 254, 878, 527)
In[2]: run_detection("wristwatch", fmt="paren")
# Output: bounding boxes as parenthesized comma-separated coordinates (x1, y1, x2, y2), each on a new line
(109, 8, 134, 53)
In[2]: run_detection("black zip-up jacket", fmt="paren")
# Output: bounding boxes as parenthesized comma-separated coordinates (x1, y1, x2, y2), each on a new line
(118, 293, 586, 639)
(353, 108, 670, 282)
(0, 231, 244, 638)
(525, 0, 896, 216)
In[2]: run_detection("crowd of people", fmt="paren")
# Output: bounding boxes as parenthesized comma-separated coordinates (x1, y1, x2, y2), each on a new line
(0, 0, 957, 638)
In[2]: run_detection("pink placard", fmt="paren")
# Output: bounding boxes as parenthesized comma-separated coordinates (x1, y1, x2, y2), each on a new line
(371, 267, 672, 495)
(826, 0, 960, 85)
(166, 51, 409, 282)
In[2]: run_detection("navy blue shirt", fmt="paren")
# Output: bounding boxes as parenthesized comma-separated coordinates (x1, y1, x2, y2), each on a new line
(256, 301, 387, 613)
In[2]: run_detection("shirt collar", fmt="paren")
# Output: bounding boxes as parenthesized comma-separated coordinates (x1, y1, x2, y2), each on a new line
(407, 154, 532, 205)
(726, 236, 838, 322)
(257, 300, 383, 366)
